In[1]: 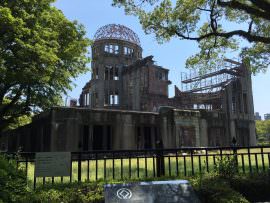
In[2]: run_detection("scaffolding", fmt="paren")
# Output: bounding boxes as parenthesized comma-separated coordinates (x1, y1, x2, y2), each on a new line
(178, 59, 243, 110)
(181, 59, 242, 93)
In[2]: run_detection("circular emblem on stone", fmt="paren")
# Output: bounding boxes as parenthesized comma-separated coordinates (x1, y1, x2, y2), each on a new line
(116, 188, 132, 199)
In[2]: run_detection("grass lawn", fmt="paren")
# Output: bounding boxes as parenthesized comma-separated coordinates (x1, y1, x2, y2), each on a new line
(18, 147, 270, 187)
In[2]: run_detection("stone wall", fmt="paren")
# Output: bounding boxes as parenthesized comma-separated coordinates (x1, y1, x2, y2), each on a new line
(0, 106, 256, 152)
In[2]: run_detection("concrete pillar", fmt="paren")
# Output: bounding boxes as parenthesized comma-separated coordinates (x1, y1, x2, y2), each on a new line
(122, 124, 135, 149)
(249, 121, 256, 146)
(194, 118, 200, 147)
(161, 117, 168, 147)
(175, 126, 180, 148)
(230, 120, 236, 142)
(199, 119, 208, 146)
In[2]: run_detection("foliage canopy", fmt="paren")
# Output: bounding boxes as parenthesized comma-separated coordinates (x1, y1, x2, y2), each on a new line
(256, 120, 270, 144)
(113, 0, 270, 72)
(0, 0, 91, 132)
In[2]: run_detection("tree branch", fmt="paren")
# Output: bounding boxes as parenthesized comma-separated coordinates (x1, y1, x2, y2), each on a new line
(196, 7, 212, 12)
(173, 28, 270, 44)
(217, 0, 270, 21)
(209, 0, 218, 33)
(248, 19, 254, 33)
(0, 86, 24, 115)
(0, 110, 27, 132)
(250, 0, 270, 13)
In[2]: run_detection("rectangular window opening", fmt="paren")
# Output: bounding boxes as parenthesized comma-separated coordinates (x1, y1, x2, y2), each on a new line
(104, 44, 119, 54)
(124, 46, 134, 56)
(109, 94, 119, 105)
(93, 125, 103, 150)
(105, 65, 120, 80)
(105, 65, 112, 80)
(114, 67, 119, 80)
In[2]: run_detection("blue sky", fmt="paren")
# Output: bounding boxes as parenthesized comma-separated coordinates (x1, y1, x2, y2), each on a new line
(55, 0, 269, 118)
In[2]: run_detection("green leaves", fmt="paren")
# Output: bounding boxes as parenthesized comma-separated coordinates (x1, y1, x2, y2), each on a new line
(186, 25, 239, 71)
(256, 120, 265, 136)
(113, 0, 270, 73)
(256, 120, 270, 145)
(0, 0, 91, 132)
(241, 43, 270, 73)
(0, 155, 28, 203)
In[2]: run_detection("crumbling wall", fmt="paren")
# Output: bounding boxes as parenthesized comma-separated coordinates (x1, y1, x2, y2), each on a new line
(122, 57, 171, 112)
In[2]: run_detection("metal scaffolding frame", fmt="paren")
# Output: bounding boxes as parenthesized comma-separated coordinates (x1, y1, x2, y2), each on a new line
(178, 59, 243, 110)
(181, 59, 242, 94)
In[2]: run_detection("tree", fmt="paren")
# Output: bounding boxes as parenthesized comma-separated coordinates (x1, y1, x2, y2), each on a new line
(0, 0, 90, 132)
(256, 120, 270, 145)
(112, 0, 270, 72)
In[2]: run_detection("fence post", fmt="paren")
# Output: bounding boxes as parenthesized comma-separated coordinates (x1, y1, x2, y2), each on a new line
(70, 155, 73, 183)
(191, 149, 194, 176)
(78, 153, 81, 182)
(34, 176, 36, 190)
(156, 140, 165, 177)
(232, 137, 238, 172)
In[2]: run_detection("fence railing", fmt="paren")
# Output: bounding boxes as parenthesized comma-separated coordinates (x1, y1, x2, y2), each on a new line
(3, 146, 270, 188)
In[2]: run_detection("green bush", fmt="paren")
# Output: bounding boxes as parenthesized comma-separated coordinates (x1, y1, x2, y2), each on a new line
(1, 154, 270, 203)
(230, 173, 270, 202)
(213, 155, 237, 179)
(26, 183, 104, 203)
(0, 154, 29, 203)
(191, 174, 249, 203)
(0, 155, 104, 203)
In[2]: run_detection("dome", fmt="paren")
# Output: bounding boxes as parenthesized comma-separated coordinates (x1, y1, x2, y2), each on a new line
(94, 24, 141, 46)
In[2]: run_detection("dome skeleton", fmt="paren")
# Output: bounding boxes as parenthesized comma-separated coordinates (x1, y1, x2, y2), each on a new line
(94, 24, 141, 46)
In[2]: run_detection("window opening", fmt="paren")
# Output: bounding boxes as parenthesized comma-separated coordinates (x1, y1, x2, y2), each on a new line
(155, 70, 167, 81)
(114, 66, 119, 80)
(105, 92, 119, 106)
(105, 65, 119, 80)
(124, 46, 134, 56)
(110, 94, 119, 105)
(104, 44, 119, 54)
(93, 125, 103, 150)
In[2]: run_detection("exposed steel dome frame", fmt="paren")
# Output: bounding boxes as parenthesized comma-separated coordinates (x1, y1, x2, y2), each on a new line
(94, 24, 141, 46)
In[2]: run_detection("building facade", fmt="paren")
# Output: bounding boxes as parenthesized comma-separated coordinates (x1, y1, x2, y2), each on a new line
(0, 24, 256, 152)
(255, 112, 262, 121)
(264, 114, 270, 120)
(80, 24, 143, 109)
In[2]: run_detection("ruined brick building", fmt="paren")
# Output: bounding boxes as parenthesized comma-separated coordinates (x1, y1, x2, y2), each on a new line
(0, 24, 256, 152)
(79, 24, 171, 111)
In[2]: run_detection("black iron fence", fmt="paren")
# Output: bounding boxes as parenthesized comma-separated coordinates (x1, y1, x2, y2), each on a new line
(3, 146, 270, 187)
